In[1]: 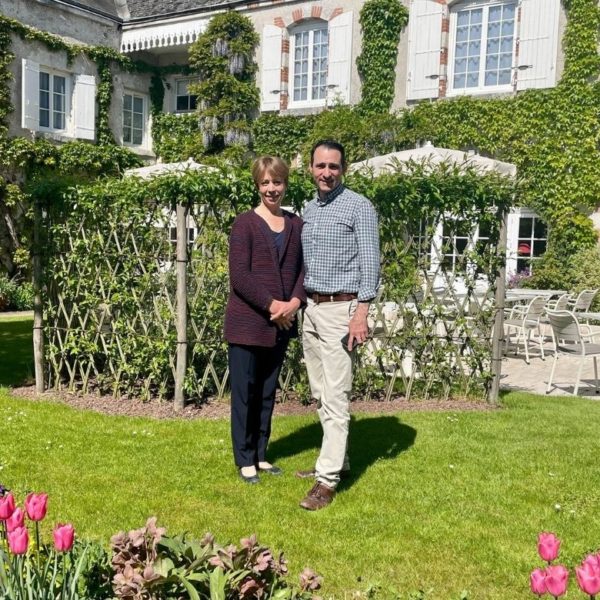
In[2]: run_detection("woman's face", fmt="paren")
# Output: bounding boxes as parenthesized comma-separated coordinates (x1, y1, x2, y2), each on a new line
(257, 170, 286, 211)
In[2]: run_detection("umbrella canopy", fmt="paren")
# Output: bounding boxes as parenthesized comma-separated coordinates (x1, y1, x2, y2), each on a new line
(124, 157, 216, 179)
(349, 142, 516, 177)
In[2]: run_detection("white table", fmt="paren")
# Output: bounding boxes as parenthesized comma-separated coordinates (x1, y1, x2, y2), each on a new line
(505, 289, 567, 303)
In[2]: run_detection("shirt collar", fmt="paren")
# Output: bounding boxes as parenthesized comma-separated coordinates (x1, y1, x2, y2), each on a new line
(316, 183, 345, 206)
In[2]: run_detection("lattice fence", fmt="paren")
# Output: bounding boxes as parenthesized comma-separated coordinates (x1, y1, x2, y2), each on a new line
(40, 168, 511, 403)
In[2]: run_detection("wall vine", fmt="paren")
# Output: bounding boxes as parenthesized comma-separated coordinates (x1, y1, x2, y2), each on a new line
(356, 0, 408, 114)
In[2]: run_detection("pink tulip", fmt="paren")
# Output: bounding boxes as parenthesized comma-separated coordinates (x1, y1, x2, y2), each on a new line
(583, 554, 600, 571)
(0, 493, 15, 520)
(530, 568, 547, 596)
(7, 526, 29, 554)
(6, 507, 25, 532)
(53, 523, 75, 552)
(538, 532, 561, 562)
(24, 493, 48, 522)
(545, 565, 569, 598)
(576, 561, 600, 596)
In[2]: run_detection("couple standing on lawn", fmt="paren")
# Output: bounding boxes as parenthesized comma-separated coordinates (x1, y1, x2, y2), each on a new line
(223, 140, 380, 511)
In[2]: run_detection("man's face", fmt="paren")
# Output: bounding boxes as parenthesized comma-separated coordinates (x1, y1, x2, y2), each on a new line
(310, 146, 345, 196)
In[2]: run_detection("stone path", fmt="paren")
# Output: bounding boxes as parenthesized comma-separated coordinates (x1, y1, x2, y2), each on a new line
(500, 334, 600, 398)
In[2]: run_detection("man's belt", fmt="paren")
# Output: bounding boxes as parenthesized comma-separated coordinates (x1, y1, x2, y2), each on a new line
(311, 292, 357, 304)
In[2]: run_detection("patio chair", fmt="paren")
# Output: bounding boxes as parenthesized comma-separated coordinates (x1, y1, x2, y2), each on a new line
(545, 310, 600, 396)
(504, 295, 547, 364)
(566, 289, 599, 340)
(567, 289, 598, 313)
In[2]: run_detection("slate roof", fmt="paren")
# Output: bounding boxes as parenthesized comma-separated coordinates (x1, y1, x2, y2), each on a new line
(125, 0, 241, 21)
(58, 0, 122, 20)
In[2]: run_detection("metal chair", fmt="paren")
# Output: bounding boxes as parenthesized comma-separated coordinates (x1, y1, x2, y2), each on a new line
(504, 295, 547, 363)
(545, 309, 600, 396)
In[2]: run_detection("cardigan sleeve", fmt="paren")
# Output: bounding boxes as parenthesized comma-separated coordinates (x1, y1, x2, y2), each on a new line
(228, 216, 273, 311)
(290, 217, 307, 305)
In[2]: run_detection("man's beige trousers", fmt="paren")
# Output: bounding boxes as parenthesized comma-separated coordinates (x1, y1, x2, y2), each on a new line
(302, 298, 356, 488)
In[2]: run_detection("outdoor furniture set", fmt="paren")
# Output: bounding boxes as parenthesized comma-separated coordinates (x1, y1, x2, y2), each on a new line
(503, 289, 600, 395)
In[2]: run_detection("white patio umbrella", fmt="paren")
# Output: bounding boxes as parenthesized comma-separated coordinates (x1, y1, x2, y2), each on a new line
(124, 157, 216, 179)
(349, 141, 516, 177)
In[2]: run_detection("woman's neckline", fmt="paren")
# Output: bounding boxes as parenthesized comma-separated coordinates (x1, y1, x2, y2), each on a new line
(254, 207, 285, 233)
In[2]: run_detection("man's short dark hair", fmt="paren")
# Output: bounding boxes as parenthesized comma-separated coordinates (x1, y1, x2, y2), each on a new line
(310, 140, 346, 167)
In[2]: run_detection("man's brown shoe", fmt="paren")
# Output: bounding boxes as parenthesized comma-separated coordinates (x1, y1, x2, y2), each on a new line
(299, 482, 336, 511)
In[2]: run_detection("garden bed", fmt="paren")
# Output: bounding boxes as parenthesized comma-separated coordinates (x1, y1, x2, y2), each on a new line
(9, 385, 496, 420)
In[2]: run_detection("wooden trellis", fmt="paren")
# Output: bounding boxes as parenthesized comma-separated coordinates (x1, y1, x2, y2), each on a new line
(35, 191, 507, 406)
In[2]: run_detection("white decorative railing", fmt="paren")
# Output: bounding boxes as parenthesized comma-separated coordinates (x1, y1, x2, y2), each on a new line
(120, 18, 208, 52)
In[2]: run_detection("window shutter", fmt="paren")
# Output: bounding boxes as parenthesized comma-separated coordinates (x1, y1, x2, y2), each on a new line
(73, 74, 96, 140)
(327, 11, 353, 104)
(406, 0, 443, 101)
(260, 25, 283, 112)
(516, 0, 560, 90)
(21, 58, 40, 131)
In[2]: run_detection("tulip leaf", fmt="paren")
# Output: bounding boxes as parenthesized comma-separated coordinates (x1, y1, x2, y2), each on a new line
(209, 567, 226, 600)
(176, 574, 201, 600)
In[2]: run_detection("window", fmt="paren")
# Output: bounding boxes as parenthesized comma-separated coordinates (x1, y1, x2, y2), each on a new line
(449, 1, 517, 94)
(430, 218, 494, 276)
(175, 78, 199, 112)
(123, 93, 145, 146)
(515, 215, 547, 273)
(290, 22, 328, 105)
(39, 70, 67, 131)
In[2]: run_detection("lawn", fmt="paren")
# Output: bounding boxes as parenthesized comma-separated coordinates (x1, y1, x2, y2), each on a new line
(1, 315, 600, 599)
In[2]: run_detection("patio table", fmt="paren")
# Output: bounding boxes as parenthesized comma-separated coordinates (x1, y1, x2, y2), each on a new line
(577, 312, 600, 321)
(505, 289, 567, 303)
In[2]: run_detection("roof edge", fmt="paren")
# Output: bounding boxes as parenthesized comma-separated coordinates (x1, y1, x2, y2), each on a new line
(50, 0, 123, 23)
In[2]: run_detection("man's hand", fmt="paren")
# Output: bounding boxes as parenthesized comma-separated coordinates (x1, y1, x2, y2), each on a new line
(269, 298, 301, 330)
(347, 302, 370, 351)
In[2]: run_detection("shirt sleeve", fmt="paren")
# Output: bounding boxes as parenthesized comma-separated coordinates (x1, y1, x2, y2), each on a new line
(228, 217, 273, 311)
(355, 200, 380, 302)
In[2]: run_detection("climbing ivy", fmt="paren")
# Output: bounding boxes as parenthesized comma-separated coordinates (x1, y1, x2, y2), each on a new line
(356, 0, 408, 114)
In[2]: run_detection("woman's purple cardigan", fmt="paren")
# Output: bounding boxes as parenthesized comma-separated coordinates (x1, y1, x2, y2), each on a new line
(224, 209, 306, 347)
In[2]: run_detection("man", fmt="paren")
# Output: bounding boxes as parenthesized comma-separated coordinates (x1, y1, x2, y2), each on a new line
(298, 140, 380, 510)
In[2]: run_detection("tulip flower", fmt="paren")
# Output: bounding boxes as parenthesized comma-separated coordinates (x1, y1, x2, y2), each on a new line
(530, 568, 547, 596)
(545, 564, 569, 598)
(7, 526, 29, 554)
(0, 492, 15, 520)
(576, 561, 600, 597)
(583, 554, 600, 572)
(53, 523, 75, 552)
(538, 532, 561, 563)
(6, 507, 25, 532)
(24, 492, 48, 522)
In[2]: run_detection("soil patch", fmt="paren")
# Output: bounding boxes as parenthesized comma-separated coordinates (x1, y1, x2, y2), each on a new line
(9, 385, 497, 420)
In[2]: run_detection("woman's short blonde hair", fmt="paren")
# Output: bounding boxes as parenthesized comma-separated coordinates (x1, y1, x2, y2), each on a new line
(251, 156, 289, 187)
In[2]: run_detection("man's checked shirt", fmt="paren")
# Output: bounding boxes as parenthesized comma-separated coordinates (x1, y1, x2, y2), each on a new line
(301, 184, 380, 302)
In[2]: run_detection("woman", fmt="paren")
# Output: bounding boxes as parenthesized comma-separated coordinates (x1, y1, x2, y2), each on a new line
(224, 156, 305, 483)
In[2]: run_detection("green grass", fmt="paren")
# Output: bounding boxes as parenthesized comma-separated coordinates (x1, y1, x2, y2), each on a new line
(1, 316, 600, 598)
(0, 314, 34, 386)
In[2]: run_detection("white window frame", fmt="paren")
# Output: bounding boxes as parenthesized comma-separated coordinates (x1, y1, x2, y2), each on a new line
(288, 20, 329, 109)
(122, 92, 147, 147)
(506, 208, 548, 276)
(447, 0, 518, 97)
(426, 209, 548, 287)
(174, 77, 200, 113)
(38, 68, 70, 133)
(429, 217, 491, 278)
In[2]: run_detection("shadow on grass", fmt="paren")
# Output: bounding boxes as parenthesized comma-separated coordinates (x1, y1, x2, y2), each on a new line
(0, 317, 34, 386)
(269, 415, 416, 489)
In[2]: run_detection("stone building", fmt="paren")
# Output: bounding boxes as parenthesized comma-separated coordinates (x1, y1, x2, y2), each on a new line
(4, 0, 566, 156)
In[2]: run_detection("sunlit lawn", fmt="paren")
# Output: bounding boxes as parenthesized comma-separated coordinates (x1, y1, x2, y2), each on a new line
(1, 314, 600, 599)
